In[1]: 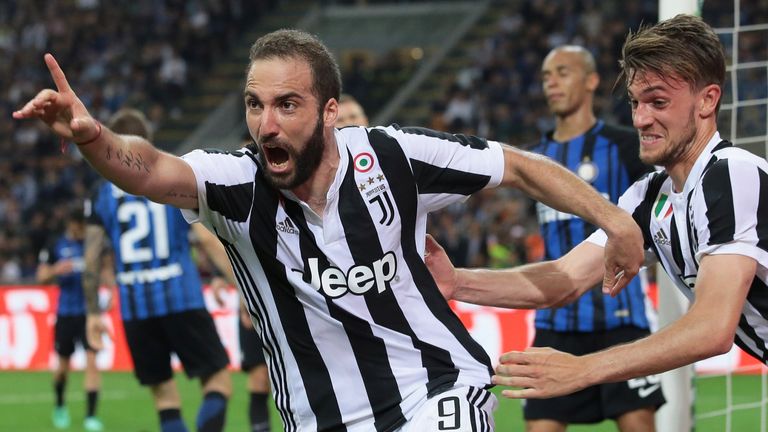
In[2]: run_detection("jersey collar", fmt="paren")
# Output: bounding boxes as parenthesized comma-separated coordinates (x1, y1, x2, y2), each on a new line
(681, 131, 723, 195)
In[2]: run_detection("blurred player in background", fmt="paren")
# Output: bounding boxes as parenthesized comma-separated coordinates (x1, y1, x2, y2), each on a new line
(336, 93, 369, 127)
(424, 15, 768, 404)
(14, 29, 645, 431)
(82, 109, 232, 432)
(525, 45, 663, 431)
(36, 207, 103, 431)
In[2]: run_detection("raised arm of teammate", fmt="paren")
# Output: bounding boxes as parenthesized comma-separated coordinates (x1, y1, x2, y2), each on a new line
(12, 54, 197, 208)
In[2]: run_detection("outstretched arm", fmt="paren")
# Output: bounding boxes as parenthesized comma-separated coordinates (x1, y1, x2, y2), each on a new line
(425, 234, 604, 309)
(12, 54, 197, 208)
(499, 145, 643, 294)
(494, 253, 755, 399)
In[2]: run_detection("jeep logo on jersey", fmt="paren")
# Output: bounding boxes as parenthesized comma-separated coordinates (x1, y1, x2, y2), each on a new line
(293, 252, 397, 298)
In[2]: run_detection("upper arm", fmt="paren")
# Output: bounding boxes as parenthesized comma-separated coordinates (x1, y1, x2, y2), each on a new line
(499, 144, 545, 189)
(143, 150, 199, 209)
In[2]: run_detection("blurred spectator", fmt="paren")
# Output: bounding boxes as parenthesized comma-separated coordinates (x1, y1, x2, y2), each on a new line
(2, 1, 275, 283)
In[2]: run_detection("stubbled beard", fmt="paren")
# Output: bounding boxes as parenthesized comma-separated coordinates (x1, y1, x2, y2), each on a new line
(258, 117, 325, 190)
(639, 109, 696, 167)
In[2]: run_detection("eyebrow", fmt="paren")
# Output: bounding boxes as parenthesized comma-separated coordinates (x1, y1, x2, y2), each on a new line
(628, 85, 668, 98)
(243, 90, 306, 103)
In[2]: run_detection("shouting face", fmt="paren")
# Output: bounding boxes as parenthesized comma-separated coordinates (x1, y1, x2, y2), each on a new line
(244, 57, 327, 189)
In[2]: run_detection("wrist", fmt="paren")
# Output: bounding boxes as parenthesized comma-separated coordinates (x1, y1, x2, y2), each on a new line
(601, 207, 632, 238)
(75, 120, 102, 146)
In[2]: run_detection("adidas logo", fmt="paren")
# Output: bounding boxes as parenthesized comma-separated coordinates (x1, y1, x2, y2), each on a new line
(653, 229, 670, 246)
(276, 217, 299, 235)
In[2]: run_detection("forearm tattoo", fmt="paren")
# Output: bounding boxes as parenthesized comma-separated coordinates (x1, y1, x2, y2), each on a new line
(106, 144, 150, 173)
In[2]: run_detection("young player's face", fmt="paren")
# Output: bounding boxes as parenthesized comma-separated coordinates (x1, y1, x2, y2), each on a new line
(628, 71, 698, 167)
(541, 50, 596, 117)
(336, 101, 368, 128)
(244, 57, 327, 189)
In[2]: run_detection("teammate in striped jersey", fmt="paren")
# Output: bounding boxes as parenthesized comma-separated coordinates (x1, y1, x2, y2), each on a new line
(36, 208, 103, 431)
(426, 15, 768, 401)
(526, 46, 662, 431)
(15, 30, 645, 431)
(82, 109, 232, 432)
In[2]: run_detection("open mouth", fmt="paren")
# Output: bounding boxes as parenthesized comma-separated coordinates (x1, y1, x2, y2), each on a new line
(263, 146, 290, 170)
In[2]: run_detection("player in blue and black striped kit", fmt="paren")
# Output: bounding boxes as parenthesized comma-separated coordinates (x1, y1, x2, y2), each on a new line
(83, 109, 232, 432)
(37, 207, 103, 431)
(525, 46, 664, 431)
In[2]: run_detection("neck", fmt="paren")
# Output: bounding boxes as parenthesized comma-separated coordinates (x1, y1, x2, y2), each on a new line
(552, 107, 596, 142)
(292, 131, 339, 215)
(666, 123, 718, 192)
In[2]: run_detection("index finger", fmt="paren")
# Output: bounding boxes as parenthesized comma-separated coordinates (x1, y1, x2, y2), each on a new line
(44, 53, 72, 93)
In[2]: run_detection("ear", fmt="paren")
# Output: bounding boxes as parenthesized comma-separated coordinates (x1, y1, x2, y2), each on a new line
(699, 84, 721, 118)
(586, 71, 600, 92)
(323, 98, 339, 127)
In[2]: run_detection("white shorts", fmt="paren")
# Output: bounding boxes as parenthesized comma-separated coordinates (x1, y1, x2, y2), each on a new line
(399, 385, 497, 432)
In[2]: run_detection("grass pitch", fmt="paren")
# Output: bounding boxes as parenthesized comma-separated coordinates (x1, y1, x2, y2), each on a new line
(0, 371, 762, 431)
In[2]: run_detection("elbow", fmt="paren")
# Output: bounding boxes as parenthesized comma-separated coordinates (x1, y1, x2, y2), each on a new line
(544, 287, 581, 309)
(707, 333, 735, 358)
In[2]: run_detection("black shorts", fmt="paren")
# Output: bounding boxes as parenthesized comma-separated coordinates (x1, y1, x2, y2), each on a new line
(123, 309, 229, 386)
(55, 315, 93, 357)
(239, 319, 265, 371)
(523, 327, 666, 423)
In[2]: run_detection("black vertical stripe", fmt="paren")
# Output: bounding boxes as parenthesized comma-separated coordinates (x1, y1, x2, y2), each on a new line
(286, 191, 404, 432)
(632, 173, 666, 273)
(249, 177, 345, 431)
(411, 159, 492, 196)
(738, 255, 768, 365)
(668, 215, 686, 272)
(467, 388, 479, 432)
(757, 170, 768, 253)
(370, 129, 493, 380)
(701, 160, 736, 245)
(734, 315, 768, 364)
(223, 243, 297, 431)
(556, 140, 574, 331)
(685, 190, 700, 271)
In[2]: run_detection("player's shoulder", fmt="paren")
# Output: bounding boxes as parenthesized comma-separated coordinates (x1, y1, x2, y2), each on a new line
(379, 123, 491, 149)
(700, 148, 768, 189)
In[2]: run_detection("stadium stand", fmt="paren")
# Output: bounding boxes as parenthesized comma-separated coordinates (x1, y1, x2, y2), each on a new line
(0, 0, 279, 282)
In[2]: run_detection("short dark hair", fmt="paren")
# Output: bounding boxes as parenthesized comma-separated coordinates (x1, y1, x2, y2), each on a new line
(619, 14, 726, 110)
(248, 29, 341, 110)
(107, 108, 153, 140)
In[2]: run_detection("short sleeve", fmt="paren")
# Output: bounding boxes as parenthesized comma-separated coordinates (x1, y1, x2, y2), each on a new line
(377, 126, 504, 212)
(694, 158, 768, 267)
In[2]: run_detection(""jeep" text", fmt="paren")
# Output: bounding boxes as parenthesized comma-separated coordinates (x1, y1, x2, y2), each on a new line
(293, 252, 397, 298)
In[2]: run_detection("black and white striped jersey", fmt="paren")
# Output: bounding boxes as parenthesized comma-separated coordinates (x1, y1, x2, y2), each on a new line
(181, 125, 503, 432)
(588, 132, 768, 364)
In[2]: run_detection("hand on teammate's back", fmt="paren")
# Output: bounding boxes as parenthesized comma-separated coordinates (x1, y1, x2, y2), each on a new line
(424, 234, 458, 301)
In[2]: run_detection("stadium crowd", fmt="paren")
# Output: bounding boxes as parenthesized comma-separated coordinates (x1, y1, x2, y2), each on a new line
(425, 0, 766, 273)
(0, 0, 275, 282)
(2, 0, 764, 283)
